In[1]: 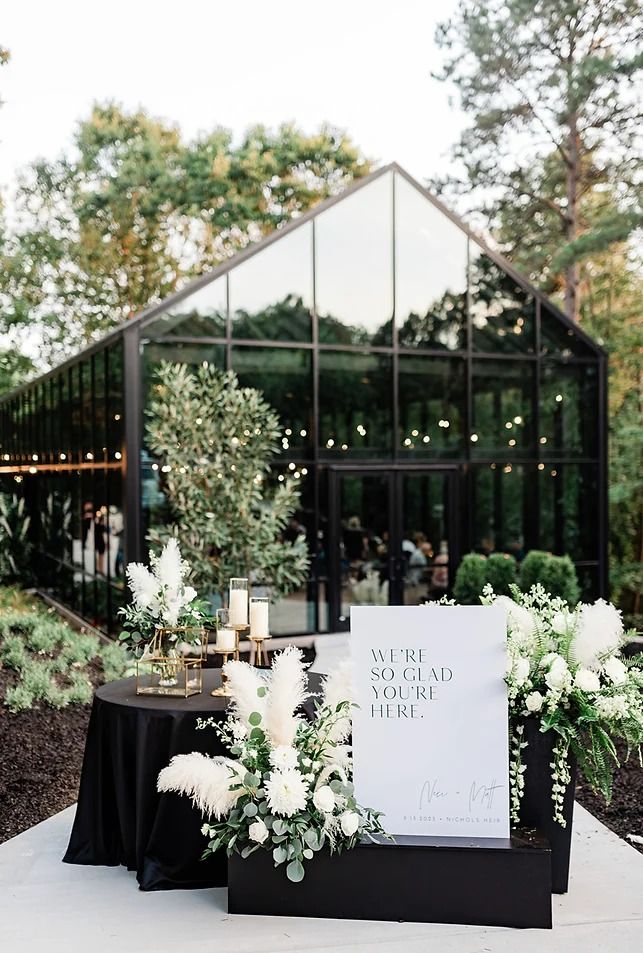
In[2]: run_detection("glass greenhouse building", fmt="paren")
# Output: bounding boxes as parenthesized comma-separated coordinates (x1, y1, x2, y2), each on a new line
(0, 164, 607, 635)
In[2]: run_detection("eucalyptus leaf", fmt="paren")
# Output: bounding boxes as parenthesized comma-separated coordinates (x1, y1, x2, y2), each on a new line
(248, 711, 262, 726)
(286, 859, 305, 883)
(243, 802, 258, 818)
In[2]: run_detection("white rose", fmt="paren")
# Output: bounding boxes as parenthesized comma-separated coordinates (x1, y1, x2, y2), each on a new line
(551, 611, 573, 636)
(494, 596, 537, 646)
(525, 691, 544, 713)
(603, 656, 628, 687)
(513, 656, 531, 686)
(574, 668, 601, 693)
(313, 785, 336, 814)
(545, 657, 571, 692)
(340, 811, 360, 837)
(183, 585, 197, 604)
(248, 819, 269, 844)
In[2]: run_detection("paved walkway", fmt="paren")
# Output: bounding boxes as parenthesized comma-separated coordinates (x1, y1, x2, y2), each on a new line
(0, 802, 641, 952)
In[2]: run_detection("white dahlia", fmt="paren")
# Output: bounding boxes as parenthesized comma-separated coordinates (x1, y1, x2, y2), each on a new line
(264, 769, 309, 817)
(269, 745, 299, 771)
(573, 668, 601, 693)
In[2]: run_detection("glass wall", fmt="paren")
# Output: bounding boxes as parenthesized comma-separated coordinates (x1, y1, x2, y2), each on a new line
(0, 166, 605, 634)
(0, 342, 126, 632)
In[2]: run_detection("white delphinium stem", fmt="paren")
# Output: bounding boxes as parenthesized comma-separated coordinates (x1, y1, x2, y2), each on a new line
(551, 738, 571, 826)
(223, 660, 268, 727)
(509, 723, 527, 825)
(264, 646, 308, 748)
(157, 753, 245, 818)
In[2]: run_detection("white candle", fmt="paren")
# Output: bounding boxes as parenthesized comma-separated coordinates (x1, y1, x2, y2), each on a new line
(216, 626, 236, 652)
(250, 599, 269, 639)
(229, 587, 248, 626)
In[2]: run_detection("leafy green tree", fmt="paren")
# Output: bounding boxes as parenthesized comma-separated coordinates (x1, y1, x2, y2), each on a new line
(434, 0, 642, 322)
(5, 105, 369, 367)
(146, 362, 309, 601)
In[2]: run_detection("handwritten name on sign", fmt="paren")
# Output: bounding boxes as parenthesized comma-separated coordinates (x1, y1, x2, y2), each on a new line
(351, 605, 510, 838)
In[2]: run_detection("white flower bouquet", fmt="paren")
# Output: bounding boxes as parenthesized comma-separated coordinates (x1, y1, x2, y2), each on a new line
(485, 584, 643, 825)
(157, 646, 387, 881)
(118, 538, 207, 655)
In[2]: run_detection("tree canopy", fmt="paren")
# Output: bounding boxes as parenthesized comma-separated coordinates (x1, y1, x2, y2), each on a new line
(434, 0, 642, 322)
(2, 104, 369, 367)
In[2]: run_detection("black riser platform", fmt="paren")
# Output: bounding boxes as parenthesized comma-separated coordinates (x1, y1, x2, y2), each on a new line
(228, 835, 552, 929)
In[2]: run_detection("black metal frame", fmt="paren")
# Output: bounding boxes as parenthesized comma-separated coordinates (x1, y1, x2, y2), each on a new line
(0, 163, 609, 635)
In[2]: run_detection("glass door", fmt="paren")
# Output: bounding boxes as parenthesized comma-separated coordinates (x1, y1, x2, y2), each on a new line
(328, 467, 457, 630)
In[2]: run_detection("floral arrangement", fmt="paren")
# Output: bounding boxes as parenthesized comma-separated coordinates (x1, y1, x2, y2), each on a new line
(118, 538, 207, 655)
(157, 646, 387, 881)
(485, 584, 643, 825)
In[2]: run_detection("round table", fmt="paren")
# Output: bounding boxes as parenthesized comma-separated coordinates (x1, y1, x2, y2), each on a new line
(63, 669, 232, 891)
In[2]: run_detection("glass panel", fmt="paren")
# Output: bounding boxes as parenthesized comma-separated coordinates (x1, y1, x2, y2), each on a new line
(400, 473, 451, 604)
(471, 463, 530, 558)
(81, 361, 93, 462)
(398, 355, 466, 457)
(264, 466, 316, 636)
(395, 175, 467, 351)
(231, 347, 313, 457)
(107, 343, 124, 465)
(471, 360, 535, 457)
(146, 276, 227, 339)
(142, 342, 227, 452)
(576, 564, 600, 601)
(70, 366, 81, 463)
(539, 362, 599, 458)
(318, 351, 393, 457)
(230, 224, 312, 342)
(93, 351, 107, 464)
(337, 474, 391, 624)
(470, 251, 535, 353)
(316, 173, 394, 346)
(541, 304, 596, 358)
(539, 463, 599, 562)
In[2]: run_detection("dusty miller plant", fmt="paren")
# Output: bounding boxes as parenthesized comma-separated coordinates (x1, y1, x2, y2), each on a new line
(146, 362, 309, 599)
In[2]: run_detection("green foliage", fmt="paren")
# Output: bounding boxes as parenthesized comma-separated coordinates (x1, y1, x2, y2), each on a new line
(485, 553, 518, 596)
(453, 554, 488, 605)
(0, 493, 32, 584)
(146, 362, 309, 600)
(519, 551, 553, 592)
(0, 590, 130, 711)
(519, 551, 580, 606)
(1, 105, 369, 374)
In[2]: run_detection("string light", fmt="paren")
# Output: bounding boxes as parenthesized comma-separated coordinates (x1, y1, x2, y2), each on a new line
(341, 444, 348, 450)
(423, 435, 430, 443)
(505, 421, 513, 429)
(470, 433, 479, 443)
(540, 436, 548, 444)
(508, 438, 516, 447)
(555, 394, 563, 402)
(300, 429, 307, 437)
(513, 416, 523, 424)
(196, 417, 203, 425)
(288, 462, 296, 470)
(326, 438, 334, 448)
(115, 452, 122, 460)
(152, 463, 159, 471)
(538, 463, 545, 470)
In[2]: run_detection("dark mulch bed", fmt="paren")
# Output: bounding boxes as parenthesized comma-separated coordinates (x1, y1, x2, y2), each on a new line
(576, 741, 643, 854)
(0, 674, 91, 844)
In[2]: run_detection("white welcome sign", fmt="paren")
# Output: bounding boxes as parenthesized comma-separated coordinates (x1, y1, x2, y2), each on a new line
(351, 605, 510, 839)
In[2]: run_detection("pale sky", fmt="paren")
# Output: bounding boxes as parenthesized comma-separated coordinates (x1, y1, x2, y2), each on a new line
(0, 0, 464, 201)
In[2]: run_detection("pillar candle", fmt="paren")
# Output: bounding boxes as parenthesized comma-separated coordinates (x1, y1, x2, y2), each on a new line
(216, 626, 236, 652)
(250, 600, 269, 639)
(229, 587, 248, 626)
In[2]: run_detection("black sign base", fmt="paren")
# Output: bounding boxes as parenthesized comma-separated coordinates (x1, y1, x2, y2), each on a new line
(228, 831, 552, 929)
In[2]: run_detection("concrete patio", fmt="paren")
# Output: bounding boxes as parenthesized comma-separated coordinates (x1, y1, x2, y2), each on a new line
(0, 799, 641, 951)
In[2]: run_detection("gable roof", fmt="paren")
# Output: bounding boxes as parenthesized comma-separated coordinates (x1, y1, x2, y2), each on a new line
(1, 162, 605, 402)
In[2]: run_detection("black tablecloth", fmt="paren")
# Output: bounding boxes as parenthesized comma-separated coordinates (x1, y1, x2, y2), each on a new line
(63, 668, 321, 891)
(63, 670, 232, 891)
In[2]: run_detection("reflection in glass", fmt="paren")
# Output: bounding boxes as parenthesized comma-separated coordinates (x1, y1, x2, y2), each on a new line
(539, 363, 598, 458)
(146, 276, 227, 339)
(338, 473, 390, 622)
(318, 351, 393, 457)
(401, 473, 450, 604)
(316, 174, 393, 346)
(265, 466, 316, 635)
(541, 304, 596, 358)
(395, 175, 468, 350)
(232, 347, 313, 456)
(539, 464, 598, 562)
(472, 361, 535, 457)
(398, 356, 465, 456)
(470, 252, 535, 353)
(230, 224, 312, 341)
(471, 463, 529, 559)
